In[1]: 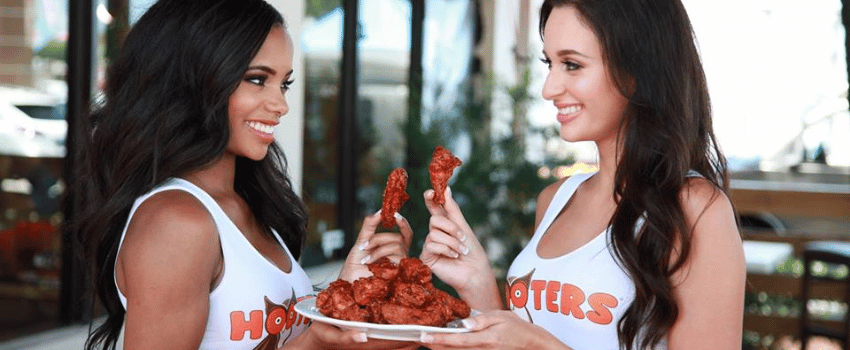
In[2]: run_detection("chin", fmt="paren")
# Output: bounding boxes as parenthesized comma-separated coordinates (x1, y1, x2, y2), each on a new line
(239, 147, 271, 162)
(247, 152, 270, 161)
(559, 129, 583, 143)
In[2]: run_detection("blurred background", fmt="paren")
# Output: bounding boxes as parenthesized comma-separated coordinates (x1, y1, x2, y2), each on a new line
(0, 0, 848, 349)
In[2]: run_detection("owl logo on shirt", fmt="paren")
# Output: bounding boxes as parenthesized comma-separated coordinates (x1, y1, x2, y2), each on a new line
(253, 289, 299, 350)
(505, 269, 535, 323)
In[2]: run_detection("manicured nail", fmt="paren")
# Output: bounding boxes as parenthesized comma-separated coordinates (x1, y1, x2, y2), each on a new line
(358, 240, 370, 251)
(360, 255, 371, 264)
(452, 252, 459, 259)
(394, 212, 403, 221)
(461, 319, 474, 329)
(460, 244, 469, 255)
(420, 332, 433, 342)
(459, 231, 467, 242)
(355, 332, 368, 343)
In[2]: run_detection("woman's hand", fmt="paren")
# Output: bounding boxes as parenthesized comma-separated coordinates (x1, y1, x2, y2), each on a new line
(418, 310, 571, 350)
(338, 210, 413, 282)
(419, 187, 500, 311)
(283, 320, 417, 350)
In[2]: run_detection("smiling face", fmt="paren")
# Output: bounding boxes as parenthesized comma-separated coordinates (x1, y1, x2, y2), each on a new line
(226, 25, 294, 161)
(541, 6, 628, 148)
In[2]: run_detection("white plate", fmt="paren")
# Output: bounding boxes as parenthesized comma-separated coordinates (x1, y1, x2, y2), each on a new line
(294, 297, 476, 341)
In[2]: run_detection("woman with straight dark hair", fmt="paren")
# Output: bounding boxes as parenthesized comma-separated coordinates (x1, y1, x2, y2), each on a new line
(73, 0, 414, 349)
(416, 0, 745, 349)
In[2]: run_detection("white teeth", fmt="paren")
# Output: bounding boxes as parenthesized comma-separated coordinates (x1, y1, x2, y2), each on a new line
(246, 121, 274, 134)
(558, 105, 581, 115)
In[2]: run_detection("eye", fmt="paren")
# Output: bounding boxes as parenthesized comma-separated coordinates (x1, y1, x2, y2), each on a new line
(246, 75, 267, 86)
(539, 57, 552, 69)
(281, 79, 294, 91)
(564, 61, 581, 71)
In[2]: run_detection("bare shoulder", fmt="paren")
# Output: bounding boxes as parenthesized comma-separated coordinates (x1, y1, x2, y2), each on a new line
(679, 177, 735, 228)
(125, 189, 218, 248)
(118, 190, 221, 347)
(119, 189, 221, 295)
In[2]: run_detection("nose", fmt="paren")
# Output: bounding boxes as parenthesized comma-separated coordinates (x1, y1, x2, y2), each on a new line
(541, 71, 563, 101)
(268, 89, 289, 117)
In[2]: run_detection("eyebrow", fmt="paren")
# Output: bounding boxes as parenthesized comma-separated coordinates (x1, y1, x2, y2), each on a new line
(542, 49, 591, 59)
(246, 65, 294, 77)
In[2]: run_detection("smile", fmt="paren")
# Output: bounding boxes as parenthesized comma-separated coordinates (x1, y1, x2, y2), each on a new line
(556, 104, 582, 124)
(558, 105, 582, 115)
(246, 121, 275, 135)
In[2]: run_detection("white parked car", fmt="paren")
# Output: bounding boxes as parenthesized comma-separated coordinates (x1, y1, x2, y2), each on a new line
(0, 85, 67, 158)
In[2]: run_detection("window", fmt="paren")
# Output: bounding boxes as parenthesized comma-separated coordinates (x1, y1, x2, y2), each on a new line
(0, 0, 68, 340)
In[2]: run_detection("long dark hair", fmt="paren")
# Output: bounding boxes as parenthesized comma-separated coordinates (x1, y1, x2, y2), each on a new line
(71, 0, 308, 349)
(540, 0, 728, 348)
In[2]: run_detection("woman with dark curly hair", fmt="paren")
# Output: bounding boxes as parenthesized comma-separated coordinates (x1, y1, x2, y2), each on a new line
(72, 1, 413, 349)
(417, 0, 745, 349)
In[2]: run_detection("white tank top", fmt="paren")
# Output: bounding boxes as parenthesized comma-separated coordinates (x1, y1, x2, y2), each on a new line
(114, 178, 313, 349)
(506, 172, 667, 350)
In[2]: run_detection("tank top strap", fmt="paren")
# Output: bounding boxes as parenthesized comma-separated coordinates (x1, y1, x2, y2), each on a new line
(531, 172, 596, 244)
(167, 178, 291, 265)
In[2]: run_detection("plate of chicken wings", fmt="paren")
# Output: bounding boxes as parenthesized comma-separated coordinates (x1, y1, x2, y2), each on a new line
(294, 257, 478, 341)
(294, 297, 478, 341)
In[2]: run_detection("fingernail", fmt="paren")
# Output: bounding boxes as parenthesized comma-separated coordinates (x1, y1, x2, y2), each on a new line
(355, 332, 368, 343)
(452, 252, 459, 258)
(461, 319, 474, 329)
(420, 332, 433, 343)
(394, 212, 403, 220)
(360, 255, 371, 264)
(460, 245, 469, 255)
(358, 240, 370, 251)
(459, 231, 467, 242)
(374, 209, 382, 217)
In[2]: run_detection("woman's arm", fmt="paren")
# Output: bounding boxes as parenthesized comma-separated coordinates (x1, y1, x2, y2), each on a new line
(667, 178, 746, 349)
(116, 190, 222, 350)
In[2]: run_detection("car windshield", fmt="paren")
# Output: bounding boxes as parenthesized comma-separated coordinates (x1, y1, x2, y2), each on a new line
(16, 104, 66, 120)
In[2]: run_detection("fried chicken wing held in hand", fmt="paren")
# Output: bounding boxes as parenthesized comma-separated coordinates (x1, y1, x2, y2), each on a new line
(380, 168, 410, 229)
(429, 146, 462, 205)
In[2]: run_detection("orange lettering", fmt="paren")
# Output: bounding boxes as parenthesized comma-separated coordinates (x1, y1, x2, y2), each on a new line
(531, 280, 546, 310)
(587, 293, 618, 325)
(266, 307, 286, 335)
(559, 283, 585, 319)
(509, 281, 529, 309)
(231, 310, 264, 340)
(545, 281, 560, 313)
(286, 305, 298, 329)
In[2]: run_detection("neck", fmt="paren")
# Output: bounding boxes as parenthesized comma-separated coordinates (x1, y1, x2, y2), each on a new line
(592, 134, 622, 197)
(183, 153, 236, 196)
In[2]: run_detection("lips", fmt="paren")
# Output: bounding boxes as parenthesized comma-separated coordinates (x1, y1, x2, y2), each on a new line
(558, 105, 581, 115)
(556, 104, 582, 124)
(246, 121, 275, 135)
